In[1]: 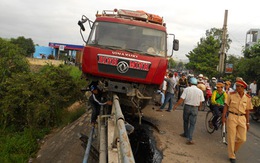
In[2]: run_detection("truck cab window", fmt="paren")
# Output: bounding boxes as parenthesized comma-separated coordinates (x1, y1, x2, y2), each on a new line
(87, 22, 166, 57)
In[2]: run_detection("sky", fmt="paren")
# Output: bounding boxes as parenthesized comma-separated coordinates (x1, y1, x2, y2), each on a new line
(1, 0, 260, 61)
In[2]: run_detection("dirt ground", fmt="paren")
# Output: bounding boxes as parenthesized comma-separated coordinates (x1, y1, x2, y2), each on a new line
(33, 100, 231, 163)
(142, 104, 229, 163)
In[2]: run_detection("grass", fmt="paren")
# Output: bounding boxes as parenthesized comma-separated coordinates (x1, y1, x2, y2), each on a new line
(0, 128, 50, 163)
(62, 104, 86, 125)
(0, 63, 87, 162)
(0, 105, 86, 163)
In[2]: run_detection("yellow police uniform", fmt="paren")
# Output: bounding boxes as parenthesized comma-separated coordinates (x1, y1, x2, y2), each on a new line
(225, 91, 253, 159)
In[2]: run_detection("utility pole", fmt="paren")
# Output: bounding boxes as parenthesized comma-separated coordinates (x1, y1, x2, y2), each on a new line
(218, 10, 228, 74)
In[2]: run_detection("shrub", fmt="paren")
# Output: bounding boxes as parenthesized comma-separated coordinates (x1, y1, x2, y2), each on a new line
(0, 64, 86, 130)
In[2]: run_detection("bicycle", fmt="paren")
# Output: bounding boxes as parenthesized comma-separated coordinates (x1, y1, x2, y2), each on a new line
(205, 110, 228, 145)
(201, 99, 210, 111)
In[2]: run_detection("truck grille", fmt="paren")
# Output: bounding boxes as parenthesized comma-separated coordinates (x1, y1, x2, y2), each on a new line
(97, 54, 151, 79)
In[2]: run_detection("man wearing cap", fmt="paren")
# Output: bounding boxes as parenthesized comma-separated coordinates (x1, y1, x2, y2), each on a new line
(89, 85, 112, 126)
(222, 77, 253, 163)
(211, 82, 227, 130)
(198, 74, 203, 79)
(224, 81, 234, 94)
(197, 79, 206, 91)
(210, 77, 217, 91)
(173, 77, 204, 145)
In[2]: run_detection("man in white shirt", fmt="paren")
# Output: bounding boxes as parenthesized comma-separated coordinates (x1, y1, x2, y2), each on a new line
(249, 80, 257, 97)
(157, 70, 168, 105)
(172, 72, 179, 98)
(173, 77, 205, 145)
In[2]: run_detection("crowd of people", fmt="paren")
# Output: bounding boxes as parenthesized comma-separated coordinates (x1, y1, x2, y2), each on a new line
(155, 70, 257, 163)
(86, 69, 257, 163)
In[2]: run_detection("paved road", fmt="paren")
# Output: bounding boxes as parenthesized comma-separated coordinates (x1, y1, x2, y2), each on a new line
(33, 110, 93, 163)
(32, 104, 260, 163)
(239, 117, 260, 162)
(193, 109, 260, 163)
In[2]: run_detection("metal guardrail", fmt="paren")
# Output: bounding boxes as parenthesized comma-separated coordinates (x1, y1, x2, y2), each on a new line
(82, 94, 135, 163)
(82, 126, 95, 163)
(111, 94, 135, 163)
(99, 103, 107, 163)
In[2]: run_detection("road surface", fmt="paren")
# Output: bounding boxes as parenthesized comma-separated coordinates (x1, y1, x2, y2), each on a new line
(33, 103, 260, 163)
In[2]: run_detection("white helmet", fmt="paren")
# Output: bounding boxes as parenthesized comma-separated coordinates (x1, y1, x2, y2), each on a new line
(198, 74, 203, 78)
(212, 77, 216, 80)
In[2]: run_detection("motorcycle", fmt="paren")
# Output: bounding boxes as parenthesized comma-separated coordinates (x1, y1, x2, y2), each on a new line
(250, 95, 260, 121)
(251, 106, 260, 121)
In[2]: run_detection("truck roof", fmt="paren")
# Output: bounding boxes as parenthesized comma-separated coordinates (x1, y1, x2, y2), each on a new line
(96, 9, 166, 27)
(95, 16, 167, 31)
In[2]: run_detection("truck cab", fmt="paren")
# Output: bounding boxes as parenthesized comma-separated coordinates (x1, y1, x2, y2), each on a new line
(78, 9, 179, 109)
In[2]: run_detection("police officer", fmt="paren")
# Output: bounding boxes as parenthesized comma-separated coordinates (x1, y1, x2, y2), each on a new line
(173, 77, 205, 145)
(222, 77, 253, 163)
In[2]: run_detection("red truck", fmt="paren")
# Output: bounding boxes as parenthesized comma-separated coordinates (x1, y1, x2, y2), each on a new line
(78, 9, 179, 110)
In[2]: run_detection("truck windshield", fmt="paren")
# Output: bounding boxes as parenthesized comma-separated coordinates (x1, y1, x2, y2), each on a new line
(87, 21, 166, 57)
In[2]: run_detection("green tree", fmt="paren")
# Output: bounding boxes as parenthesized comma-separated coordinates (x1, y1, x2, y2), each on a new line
(185, 28, 231, 78)
(0, 64, 86, 162)
(205, 28, 232, 52)
(0, 38, 30, 83)
(10, 36, 35, 57)
(185, 35, 219, 77)
(225, 42, 260, 84)
(239, 42, 260, 82)
(0, 37, 86, 162)
(0, 65, 85, 130)
(168, 58, 176, 69)
(0, 72, 45, 129)
(243, 40, 260, 59)
(176, 61, 184, 70)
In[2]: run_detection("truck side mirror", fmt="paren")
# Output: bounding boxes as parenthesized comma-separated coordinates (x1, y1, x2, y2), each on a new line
(173, 39, 179, 51)
(78, 21, 85, 31)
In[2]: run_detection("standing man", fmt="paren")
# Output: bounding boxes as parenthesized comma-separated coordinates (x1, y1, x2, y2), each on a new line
(173, 72, 179, 96)
(160, 70, 168, 103)
(249, 80, 257, 97)
(155, 70, 168, 106)
(89, 85, 112, 126)
(173, 77, 205, 145)
(176, 74, 188, 101)
(157, 72, 176, 112)
(222, 77, 253, 163)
